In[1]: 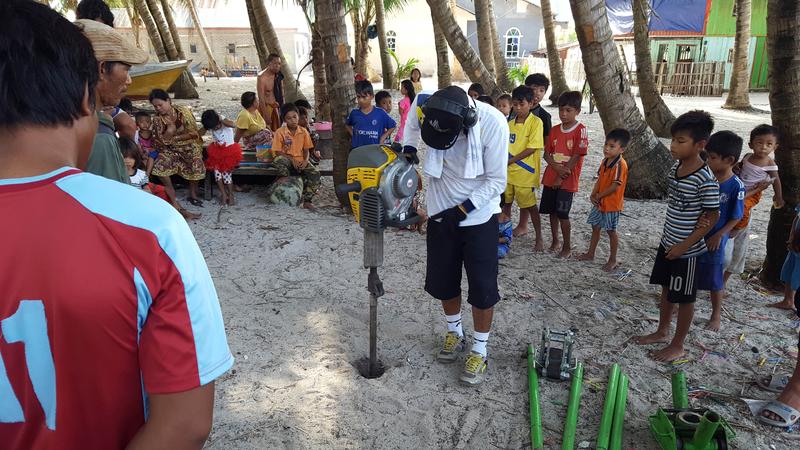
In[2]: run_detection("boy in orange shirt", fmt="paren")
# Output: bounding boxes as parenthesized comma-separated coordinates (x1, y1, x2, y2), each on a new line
(273, 104, 321, 208)
(577, 129, 629, 271)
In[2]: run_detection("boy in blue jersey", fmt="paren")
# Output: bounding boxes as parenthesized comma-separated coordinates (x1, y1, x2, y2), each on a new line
(635, 111, 720, 362)
(699, 131, 745, 331)
(346, 80, 396, 149)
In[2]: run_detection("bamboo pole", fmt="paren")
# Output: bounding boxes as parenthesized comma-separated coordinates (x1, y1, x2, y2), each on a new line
(595, 364, 620, 450)
(561, 362, 584, 450)
(527, 344, 544, 449)
(609, 373, 629, 450)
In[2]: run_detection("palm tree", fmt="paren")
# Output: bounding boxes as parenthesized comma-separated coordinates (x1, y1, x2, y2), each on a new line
(297, 0, 331, 120)
(633, 0, 674, 138)
(144, 0, 180, 59)
(759, 0, 799, 286)
(486, 0, 511, 92)
(314, 0, 356, 207)
(373, 0, 394, 88)
(474, 0, 495, 77)
(250, 0, 306, 102)
(180, 0, 225, 78)
(541, 0, 569, 103)
(159, 0, 184, 58)
(723, 0, 752, 110)
(433, 19, 451, 88)
(133, 0, 168, 61)
(245, 0, 269, 68)
(568, 0, 672, 198)
(426, 0, 498, 95)
(348, 0, 374, 76)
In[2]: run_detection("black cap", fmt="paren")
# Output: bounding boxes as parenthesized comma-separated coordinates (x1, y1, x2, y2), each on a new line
(421, 86, 469, 150)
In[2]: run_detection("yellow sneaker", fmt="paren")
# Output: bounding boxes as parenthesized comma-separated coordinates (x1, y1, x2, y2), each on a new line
(460, 351, 488, 385)
(436, 332, 466, 363)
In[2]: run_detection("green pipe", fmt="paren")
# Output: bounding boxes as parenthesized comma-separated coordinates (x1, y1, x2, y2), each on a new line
(595, 364, 620, 450)
(561, 362, 584, 450)
(671, 372, 689, 409)
(609, 373, 629, 450)
(527, 344, 544, 450)
(693, 411, 721, 449)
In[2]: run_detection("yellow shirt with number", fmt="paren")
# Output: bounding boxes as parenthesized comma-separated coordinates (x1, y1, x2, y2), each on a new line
(507, 113, 544, 187)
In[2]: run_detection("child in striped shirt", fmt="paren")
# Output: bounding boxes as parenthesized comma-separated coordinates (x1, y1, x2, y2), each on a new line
(635, 111, 720, 362)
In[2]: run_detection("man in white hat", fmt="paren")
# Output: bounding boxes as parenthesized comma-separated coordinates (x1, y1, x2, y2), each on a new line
(74, 18, 148, 183)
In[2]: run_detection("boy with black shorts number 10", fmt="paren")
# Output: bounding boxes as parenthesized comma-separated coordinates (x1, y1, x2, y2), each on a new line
(636, 111, 720, 362)
(540, 91, 588, 258)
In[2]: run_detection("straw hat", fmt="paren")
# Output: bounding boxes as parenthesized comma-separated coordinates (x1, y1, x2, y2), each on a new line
(74, 19, 148, 66)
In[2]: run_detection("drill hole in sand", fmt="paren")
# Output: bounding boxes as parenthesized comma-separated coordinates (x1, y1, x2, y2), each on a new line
(354, 357, 386, 379)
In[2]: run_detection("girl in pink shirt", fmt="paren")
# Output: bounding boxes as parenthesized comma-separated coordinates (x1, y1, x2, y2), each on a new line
(395, 79, 416, 144)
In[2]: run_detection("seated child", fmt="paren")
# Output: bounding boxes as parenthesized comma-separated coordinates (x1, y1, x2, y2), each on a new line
(540, 91, 588, 258)
(496, 93, 512, 120)
(297, 106, 321, 163)
(577, 128, 630, 271)
(200, 109, 243, 206)
(134, 111, 157, 177)
(346, 80, 396, 149)
(635, 111, 720, 362)
(725, 124, 784, 284)
(273, 104, 321, 209)
(498, 211, 513, 259)
(503, 85, 545, 249)
(697, 131, 745, 331)
(118, 137, 173, 207)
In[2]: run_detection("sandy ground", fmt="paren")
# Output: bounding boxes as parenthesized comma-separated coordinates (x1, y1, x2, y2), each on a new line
(160, 78, 798, 449)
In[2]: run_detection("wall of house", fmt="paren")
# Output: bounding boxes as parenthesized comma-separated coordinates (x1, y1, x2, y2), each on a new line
(464, 0, 543, 68)
(705, 0, 767, 36)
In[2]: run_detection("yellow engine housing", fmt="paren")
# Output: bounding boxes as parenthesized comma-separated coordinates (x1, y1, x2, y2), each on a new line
(345, 145, 398, 223)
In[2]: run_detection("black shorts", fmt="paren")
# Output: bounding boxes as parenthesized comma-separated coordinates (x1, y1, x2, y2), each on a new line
(649, 245, 699, 304)
(425, 214, 500, 309)
(539, 186, 574, 219)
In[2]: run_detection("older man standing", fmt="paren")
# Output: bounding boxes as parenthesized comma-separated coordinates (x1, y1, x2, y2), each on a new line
(74, 18, 147, 183)
(256, 53, 284, 131)
(402, 86, 508, 385)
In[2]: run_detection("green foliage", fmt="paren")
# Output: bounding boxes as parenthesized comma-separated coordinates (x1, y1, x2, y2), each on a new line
(388, 49, 419, 85)
(508, 64, 529, 86)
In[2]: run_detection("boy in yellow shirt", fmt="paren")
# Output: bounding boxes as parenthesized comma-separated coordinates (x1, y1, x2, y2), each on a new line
(502, 85, 545, 250)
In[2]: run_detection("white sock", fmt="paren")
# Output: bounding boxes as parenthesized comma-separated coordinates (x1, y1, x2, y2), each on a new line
(472, 331, 490, 358)
(445, 313, 463, 337)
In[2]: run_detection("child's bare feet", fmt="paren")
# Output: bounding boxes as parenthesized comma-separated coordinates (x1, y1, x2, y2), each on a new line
(178, 208, 201, 220)
(512, 226, 529, 237)
(533, 239, 544, 252)
(635, 332, 670, 345)
(558, 247, 572, 258)
(768, 299, 796, 311)
(602, 260, 619, 272)
(576, 252, 594, 262)
(302, 201, 315, 210)
(548, 240, 561, 253)
(704, 316, 721, 332)
(651, 344, 686, 362)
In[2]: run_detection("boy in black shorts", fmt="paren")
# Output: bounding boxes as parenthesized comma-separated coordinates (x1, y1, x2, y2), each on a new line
(635, 111, 720, 362)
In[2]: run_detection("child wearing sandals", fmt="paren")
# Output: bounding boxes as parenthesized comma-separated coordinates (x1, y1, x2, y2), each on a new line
(201, 109, 243, 206)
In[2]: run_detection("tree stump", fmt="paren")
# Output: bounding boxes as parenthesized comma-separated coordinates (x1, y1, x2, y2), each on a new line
(265, 176, 303, 206)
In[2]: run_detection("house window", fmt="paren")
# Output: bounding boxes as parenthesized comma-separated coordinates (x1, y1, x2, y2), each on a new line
(505, 27, 521, 58)
(676, 45, 694, 62)
(387, 31, 397, 53)
(227, 43, 236, 54)
(190, 44, 197, 54)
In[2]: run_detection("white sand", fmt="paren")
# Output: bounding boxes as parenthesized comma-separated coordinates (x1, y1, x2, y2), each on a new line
(160, 79, 797, 449)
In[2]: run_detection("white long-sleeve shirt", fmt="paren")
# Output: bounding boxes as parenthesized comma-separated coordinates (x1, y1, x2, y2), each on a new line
(403, 93, 509, 226)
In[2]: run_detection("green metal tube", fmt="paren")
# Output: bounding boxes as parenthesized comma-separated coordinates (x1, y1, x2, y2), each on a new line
(692, 411, 721, 449)
(671, 372, 689, 409)
(609, 373, 629, 450)
(561, 362, 584, 450)
(595, 364, 620, 450)
(527, 345, 544, 449)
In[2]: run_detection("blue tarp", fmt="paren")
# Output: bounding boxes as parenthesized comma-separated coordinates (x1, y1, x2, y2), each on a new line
(605, 0, 708, 35)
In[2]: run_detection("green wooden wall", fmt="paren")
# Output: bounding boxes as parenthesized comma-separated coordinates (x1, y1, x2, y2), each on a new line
(705, 0, 767, 36)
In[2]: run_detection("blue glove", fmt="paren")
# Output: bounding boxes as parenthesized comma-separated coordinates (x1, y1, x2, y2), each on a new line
(402, 145, 419, 165)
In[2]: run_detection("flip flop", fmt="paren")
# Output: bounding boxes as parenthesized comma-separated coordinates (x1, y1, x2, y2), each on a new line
(757, 374, 791, 393)
(758, 400, 800, 427)
(187, 197, 203, 207)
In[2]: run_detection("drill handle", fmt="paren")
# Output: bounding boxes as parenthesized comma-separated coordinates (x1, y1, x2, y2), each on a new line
(335, 181, 361, 196)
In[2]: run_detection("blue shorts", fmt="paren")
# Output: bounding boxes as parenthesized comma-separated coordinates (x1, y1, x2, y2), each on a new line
(781, 252, 800, 291)
(587, 207, 619, 231)
(697, 261, 724, 292)
(148, 150, 159, 159)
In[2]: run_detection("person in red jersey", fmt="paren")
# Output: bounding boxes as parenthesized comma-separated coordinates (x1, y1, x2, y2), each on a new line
(0, 2, 233, 449)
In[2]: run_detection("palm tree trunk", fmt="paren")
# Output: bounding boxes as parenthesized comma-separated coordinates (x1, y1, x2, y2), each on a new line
(569, 0, 671, 199)
(633, 0, 674, 138)
(159, 0, 185, 59)
(311, 27, 331, 121)
(125, 3, 142, 49)
(245, 0, 269, 69)
(759, 0, 800, 286)
(486, 0, 511, 92)
(145, 0, 179, 60)
(374, 0, 394, 88)
(185, 0, 225, 78)
(134, 0, 167, 61)
(426, 0, 499, 96)
(433, 19, 451, 88)
(541, 0, 570, 103)
(350, 3, 374, 76)
(315, 0, 357, 208)
(251, 0, 306, 102)
(723, 0, 752, 109)
(474, 0, 495, 77)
